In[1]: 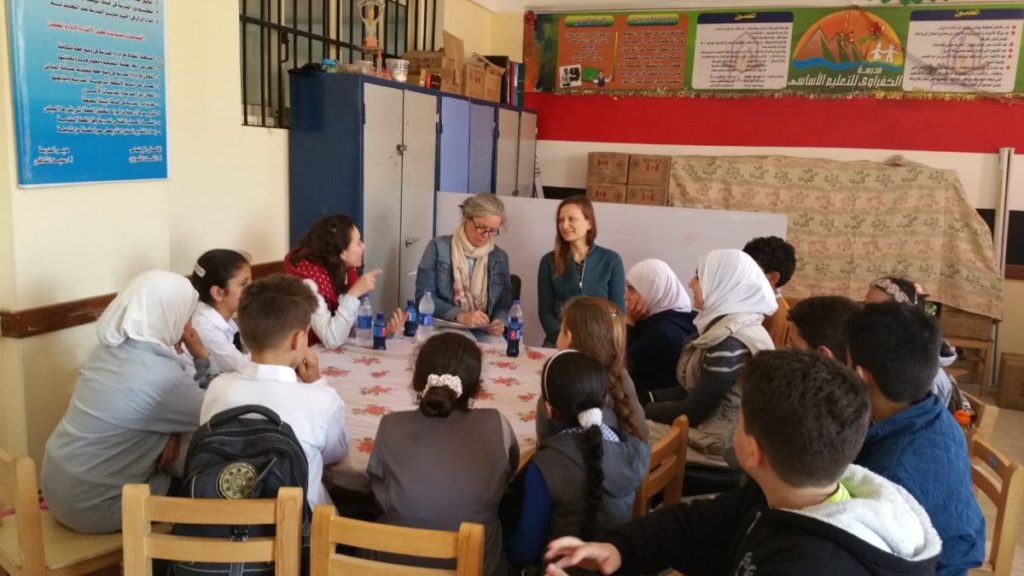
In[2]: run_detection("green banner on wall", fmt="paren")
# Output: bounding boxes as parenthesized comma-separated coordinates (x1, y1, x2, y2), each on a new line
(523, 4, 1024, 97)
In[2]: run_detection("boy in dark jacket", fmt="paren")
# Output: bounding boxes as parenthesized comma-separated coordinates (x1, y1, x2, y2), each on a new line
(544, 349, 941, 576)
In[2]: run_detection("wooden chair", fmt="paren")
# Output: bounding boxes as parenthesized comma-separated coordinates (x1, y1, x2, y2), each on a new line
(310, 505, 484, 576)
(962, 390, 987, 431)
(0, 449, 122, 576)
(121, 483, 302, 576)
(633, 415, 689, 518)
(967, 435, 1024, 576)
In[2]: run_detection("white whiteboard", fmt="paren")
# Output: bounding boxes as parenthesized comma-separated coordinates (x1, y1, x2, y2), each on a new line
(436, 192, 788, 346)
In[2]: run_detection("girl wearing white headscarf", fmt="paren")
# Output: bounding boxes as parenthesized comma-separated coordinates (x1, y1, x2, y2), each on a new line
(645, 249, 776, 466)
(41, 271, 215, 533)
(624, 259, 697, 400)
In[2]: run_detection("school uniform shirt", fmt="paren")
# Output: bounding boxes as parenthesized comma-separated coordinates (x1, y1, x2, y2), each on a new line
(200, 362, 349, 509)
(368, 408, 518, 576)
(192, 301, 248, 373)
(604, 465, 941, 576)
(283, 254, 360, 349)
(41, 340, 213, 534)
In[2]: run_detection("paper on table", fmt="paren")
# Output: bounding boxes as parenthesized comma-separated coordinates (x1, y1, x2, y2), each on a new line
(432, 318, 503, 330)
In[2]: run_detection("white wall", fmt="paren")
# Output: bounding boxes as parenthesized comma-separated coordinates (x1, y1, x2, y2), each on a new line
(0, 0, 291, 461)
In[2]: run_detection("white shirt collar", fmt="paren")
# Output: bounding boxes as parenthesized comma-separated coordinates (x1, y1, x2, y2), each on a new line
(239, 361, 300, 383)
(196, 301, 238, 336)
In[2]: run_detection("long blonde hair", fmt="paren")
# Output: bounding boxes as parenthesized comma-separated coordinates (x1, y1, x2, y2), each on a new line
(562, 296, 638, 438)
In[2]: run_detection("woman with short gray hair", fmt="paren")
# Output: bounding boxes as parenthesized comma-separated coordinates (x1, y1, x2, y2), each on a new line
(415, 193, 512, 335)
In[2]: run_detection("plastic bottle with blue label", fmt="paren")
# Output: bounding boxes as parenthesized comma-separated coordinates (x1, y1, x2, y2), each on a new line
(506, 299, 523, 358)
(418, 292, 435, 343)
(372, 312, 387, 350)
(403, 299, 418, 337)
(356, 296, 373, 348)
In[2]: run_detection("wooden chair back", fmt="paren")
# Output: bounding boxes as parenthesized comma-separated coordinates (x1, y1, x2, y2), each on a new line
(310, 505, 484, 576)
(633, 415, 689, 518)
(961, 390, 987, 431)
(121, 483, 302, 576)
(968, 435, 1024, 576)
(0, 449, 122, 576)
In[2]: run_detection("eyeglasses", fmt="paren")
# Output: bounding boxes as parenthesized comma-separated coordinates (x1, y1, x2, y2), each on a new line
(471, 220, 500, 237)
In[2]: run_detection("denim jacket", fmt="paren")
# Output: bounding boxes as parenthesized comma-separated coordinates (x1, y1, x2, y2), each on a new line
(415, 235, 512, 323)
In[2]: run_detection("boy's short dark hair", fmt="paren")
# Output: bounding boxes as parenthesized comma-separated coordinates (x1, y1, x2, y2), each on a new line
(741, 349, 870, 488)
(237, 274, 317, 353)
(845, 302, 939, 404)
(788, 296, 861, 364)
(743, 236, 796, 288)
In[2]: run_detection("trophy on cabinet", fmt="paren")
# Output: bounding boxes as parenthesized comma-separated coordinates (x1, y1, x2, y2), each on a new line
(357, 0, 385, 75)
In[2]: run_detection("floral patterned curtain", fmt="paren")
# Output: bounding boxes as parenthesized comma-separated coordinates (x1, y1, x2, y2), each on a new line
(669, 155, 1003, 319)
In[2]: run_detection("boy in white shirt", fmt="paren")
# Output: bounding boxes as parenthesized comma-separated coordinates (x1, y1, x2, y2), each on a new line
(200, 274, 348, 509)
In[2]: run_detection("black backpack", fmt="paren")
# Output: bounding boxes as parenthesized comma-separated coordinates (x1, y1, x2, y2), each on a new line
(172, 404, 311, 576)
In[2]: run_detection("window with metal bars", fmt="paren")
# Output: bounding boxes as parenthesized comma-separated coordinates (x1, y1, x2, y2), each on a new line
(240, 0, 439, 128)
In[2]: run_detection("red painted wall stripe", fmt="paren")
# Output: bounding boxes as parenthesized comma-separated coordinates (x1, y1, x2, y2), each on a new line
(524, 92, 1024, 154)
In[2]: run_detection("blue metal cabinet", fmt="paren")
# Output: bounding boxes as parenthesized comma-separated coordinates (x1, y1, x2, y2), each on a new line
(289, 72, 437, 312)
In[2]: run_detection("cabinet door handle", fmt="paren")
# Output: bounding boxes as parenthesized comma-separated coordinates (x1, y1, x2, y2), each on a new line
(396, 144, 408, 155)
(404, 237, 420, 247)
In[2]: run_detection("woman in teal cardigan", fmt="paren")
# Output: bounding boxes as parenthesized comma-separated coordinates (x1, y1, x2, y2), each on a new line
(537, 196, 625, 346)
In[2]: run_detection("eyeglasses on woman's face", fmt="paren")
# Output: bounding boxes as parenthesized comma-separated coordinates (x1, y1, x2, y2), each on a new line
(471, 219, 501, 237)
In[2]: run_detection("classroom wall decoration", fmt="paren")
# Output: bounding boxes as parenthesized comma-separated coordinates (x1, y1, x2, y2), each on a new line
(7, 0, 167, 186)
(523, 4, 1024, 99)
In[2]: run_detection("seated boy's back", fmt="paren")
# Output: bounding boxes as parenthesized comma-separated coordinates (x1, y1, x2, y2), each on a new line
(847, 302, 985, 575)
(199, 275, 348, 509)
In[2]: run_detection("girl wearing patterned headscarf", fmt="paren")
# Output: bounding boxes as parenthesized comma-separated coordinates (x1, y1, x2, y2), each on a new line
(645, 249, 777, 467)
(624, 259, 697, 400)
(42, 271, 215, 533)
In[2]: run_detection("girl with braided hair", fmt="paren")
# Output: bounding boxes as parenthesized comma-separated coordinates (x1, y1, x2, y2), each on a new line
(535, 297, 649, 443)
(506, 351, 649, 571)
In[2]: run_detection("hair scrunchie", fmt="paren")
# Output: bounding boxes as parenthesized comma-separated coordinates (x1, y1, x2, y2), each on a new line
(577, 407, 603, 429)
(425, 373, 463, 397)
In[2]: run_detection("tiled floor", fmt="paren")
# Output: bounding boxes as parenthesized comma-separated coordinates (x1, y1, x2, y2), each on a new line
(970, 391, 1024, 575)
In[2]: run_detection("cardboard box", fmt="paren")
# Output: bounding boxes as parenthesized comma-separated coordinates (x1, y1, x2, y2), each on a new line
(587, 152, 629, 185)
(464, 62, 486, 99)
(626, 184, 668, 206)
(402, 31, 464, 95)
(465, 54, 504, 102)
(628, 155, 672, 187)
(938, 305, 994, 341)
(586, 183, 626, 203)
(997, 353, 1024, 410)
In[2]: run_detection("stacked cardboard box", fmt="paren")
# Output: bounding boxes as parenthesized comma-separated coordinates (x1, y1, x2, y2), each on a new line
(402, 31, 464, 95)
(465, 54, 504, 103)
(586, 153, 629, 203)
(626, 155, 671, 206)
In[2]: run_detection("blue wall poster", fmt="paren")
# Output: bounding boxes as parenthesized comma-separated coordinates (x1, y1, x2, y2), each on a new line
(7, 0, 167, 186)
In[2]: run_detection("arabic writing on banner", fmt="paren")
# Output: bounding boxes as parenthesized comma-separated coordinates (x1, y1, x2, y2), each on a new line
(8, 0, 167, 186)
(523, 4, 1024, 98)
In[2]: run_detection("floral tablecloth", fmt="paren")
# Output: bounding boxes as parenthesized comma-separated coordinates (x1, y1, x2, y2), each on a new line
(318, 337, 553, 491)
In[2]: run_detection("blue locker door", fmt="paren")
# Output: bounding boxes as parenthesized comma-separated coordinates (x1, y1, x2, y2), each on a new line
(438, 97, 470, 193)
(468, 103, 495, 193)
